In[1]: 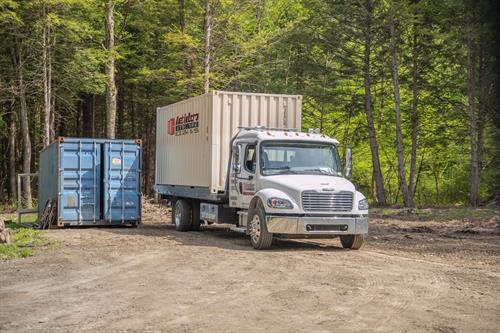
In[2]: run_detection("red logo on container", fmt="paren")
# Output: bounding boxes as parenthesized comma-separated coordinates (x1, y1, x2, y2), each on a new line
(167, 113, 199, 136)
(168, 118, 176, 135)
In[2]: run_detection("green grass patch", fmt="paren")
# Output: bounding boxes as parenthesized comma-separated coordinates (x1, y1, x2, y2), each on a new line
(0, 213, 38, 224)
(0, 222, 44, 260)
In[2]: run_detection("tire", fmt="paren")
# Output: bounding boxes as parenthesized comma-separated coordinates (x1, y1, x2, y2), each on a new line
(248, 206, 273, 249)
(173, 199, 192, 232)
(340, 234, 365, 250)
(130, 221, 138, 228)
(191, 200, 202, 231)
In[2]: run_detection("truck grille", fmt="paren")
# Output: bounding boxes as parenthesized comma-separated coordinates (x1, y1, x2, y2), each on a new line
(302, 191, 353, 212)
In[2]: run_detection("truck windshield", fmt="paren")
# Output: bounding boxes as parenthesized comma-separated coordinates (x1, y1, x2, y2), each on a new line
(260, 142, 342, 176)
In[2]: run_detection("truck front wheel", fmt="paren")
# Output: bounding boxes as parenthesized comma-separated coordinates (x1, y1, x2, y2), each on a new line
(340, 234, 365, 250)
(249, 206, 273, 249)
(173, 199, 192, 232)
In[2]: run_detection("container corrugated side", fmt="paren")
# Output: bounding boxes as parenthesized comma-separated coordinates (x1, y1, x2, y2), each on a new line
(156, 93, 212, 188)
(156, 91, 302, 194)
(210, 91, 302, 192)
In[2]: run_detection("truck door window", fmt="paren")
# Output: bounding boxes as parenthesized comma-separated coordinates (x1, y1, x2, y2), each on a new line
(245, 145, 256, 173)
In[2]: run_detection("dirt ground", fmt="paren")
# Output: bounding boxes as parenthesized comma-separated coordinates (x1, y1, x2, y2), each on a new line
(1, 202, 499, 333)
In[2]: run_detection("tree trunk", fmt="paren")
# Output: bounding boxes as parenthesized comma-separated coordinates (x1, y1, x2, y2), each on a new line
(142, 91, 155, 195)
(10, 34, 32, 208)
(147, 114, 156, 195)
(467, 19, 479, 207)
(76, 97, 83, 136)
(42, 6, 50, 146)
(409, 25, 418, 199)
(50, 35, 55, 140)
(129, 85, 137, 138)
(179, 0, 193, 96)
(117, 79, 125, 138)
(8, 104, 17, 203)
(203, 0, 211, 93)
(105, 0, 117, 139)
(50, 32, 56, 141)
(413, 150, 425, 198)
(434, 170, 439, 205)
(390, 16, 413, 208)
(363, 0, 386, 205)
(319, 110, 324, 133)
(476, 38, 486, 190)
(42, 6, 53, 147)
(256, 0, 264, 33)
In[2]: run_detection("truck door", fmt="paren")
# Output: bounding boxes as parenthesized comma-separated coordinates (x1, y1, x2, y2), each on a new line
(230, 142, 257, 208)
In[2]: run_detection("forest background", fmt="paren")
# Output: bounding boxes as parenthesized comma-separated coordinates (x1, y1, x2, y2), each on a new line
(0, 0, 498, 209)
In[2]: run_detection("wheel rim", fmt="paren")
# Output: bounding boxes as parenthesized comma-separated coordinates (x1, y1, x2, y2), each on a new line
(250, 214, 261, 244)
(174, 202, 182, 227)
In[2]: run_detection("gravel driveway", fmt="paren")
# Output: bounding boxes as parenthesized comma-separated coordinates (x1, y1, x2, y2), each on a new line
(1, 205, 499, 333)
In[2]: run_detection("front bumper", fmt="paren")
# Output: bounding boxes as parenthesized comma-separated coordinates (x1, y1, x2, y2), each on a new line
(266, 215, 368, 236)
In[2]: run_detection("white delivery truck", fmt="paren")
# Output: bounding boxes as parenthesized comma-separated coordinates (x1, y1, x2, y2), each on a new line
(155, 91, 368, 249)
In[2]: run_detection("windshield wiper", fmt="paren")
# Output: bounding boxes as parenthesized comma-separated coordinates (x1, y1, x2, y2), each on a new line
(302, 168, 336, 176)
(266, 166, 290, 170)
(264, 166, 301, 175)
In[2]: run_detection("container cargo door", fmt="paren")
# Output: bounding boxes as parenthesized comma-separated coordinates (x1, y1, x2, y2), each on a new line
(103, 141, 141, 222)
(59, 140, 101, 223)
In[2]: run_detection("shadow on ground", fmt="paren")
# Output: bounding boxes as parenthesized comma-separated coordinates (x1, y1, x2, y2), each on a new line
(88, 222, 347, 252)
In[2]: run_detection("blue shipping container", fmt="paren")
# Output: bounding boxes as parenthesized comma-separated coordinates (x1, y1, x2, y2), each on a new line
(38, 137, 142, 227)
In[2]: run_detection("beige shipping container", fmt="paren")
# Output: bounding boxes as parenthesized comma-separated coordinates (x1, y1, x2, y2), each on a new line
(155, 91, 302, 195)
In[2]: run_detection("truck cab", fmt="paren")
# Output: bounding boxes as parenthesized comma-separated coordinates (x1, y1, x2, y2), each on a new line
(155, 91, 368, 250)
(224, 127, 368, 249)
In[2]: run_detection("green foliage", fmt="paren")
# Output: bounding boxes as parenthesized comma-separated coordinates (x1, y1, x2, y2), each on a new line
(0, 0, 21, 25)
(66, 48, 108, 94)
(0, 222, 43, 260)
(0, 0, 497, 205)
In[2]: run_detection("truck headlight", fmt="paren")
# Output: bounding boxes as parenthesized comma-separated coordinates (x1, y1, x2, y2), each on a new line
(267, 198, 293, 209)
(358, 198, 369, 210)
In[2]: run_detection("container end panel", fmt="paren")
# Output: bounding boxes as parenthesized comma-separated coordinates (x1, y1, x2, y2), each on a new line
(59, 141, 101, 222)
(103, 142, 142, 221)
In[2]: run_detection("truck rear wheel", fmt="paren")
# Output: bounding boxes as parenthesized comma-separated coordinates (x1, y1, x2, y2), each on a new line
(249, 206, 273, 250)
(173, 199, 192, 232)
(340, 234, 365, 250)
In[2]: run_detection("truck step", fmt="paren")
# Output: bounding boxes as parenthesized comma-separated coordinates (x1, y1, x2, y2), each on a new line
(229, 226, 247, 234)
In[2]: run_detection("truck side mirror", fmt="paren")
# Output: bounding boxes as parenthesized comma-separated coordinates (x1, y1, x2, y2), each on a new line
(345, 148, 352, 178)
(232, 144, 241, 174)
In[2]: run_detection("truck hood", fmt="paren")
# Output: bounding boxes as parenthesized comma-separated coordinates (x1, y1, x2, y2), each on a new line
(259, 175, 355, 203)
